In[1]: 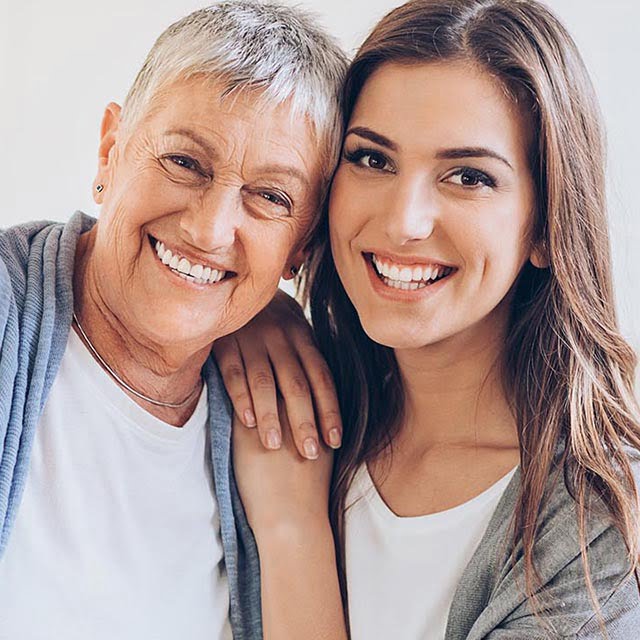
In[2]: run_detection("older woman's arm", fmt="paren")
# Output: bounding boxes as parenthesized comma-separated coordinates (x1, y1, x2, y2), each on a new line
(232, 407, 348, 639)
(214, 290, 342, 460)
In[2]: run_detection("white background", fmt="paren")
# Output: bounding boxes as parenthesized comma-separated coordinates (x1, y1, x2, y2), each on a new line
(1, 0, 639, 371)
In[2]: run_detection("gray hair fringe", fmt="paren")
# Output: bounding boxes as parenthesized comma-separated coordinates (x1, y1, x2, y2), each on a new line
(121, 1, 349, 181)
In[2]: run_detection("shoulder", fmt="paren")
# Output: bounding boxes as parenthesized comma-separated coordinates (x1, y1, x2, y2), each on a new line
(0, 213, 95, 306)
(504, 450, 640, 633)
(533, 448, 640, 576)
(456, 454, 640, 639)
(0, 220, 48, 279)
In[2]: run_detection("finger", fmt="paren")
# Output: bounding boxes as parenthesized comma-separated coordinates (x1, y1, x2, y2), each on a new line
(291, 330, 343, 450)
(212, 336, 257, 428)
(236, 334, 282, 451)
(266, 336, 320, 461)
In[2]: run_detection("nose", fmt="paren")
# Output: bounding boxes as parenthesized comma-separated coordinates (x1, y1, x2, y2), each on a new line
(179, 182, 242, 252)
(383, 174, 436, 245)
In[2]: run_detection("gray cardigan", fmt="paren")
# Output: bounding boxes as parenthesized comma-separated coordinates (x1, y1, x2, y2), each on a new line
(0, 213, 262, 639)
(446, 462, 640, 638)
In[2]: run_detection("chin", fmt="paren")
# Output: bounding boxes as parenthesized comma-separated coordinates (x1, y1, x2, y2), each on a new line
(129, 304, 219, 351)
(358, 317, 438, 351)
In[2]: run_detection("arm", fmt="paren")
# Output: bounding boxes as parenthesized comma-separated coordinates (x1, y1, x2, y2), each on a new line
(214, 290, 342, 460)
(258, 520, 346, 640)
(233, 406, 347, 639)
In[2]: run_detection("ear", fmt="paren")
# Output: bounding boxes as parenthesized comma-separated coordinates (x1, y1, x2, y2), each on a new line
(282, 247, 307, 281)
(93, 102, 122, 204)
(529, 241, 549, 269)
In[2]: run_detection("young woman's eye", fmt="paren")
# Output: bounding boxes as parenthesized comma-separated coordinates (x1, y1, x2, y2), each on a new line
(445, 167, 496, 189)
(344, 148, 394, 173)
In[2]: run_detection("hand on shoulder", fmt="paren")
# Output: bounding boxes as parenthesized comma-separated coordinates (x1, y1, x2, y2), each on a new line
(232, 398, 334, 545)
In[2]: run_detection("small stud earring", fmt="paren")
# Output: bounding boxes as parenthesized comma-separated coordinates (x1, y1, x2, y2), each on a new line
(95, 184, 104, 193)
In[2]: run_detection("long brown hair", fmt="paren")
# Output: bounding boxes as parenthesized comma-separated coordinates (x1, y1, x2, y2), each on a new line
(303, 0, 640, 632)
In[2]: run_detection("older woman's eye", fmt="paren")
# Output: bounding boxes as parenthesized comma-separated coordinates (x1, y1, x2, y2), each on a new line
(445, 167, 496, 189)
(167, 155, 201, 172)
(343, 148, 394, 173)
(258, 190, 292, 210)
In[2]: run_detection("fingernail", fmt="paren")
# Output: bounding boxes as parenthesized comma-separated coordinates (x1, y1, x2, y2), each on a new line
(328, 428, 342, 448)
(244, 409, 256, 427)
(266, 429, 281, 450)
(303, 438, 319, 459)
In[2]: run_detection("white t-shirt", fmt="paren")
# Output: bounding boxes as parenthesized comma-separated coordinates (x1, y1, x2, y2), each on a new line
(0, 329, 233, 640)
(345, 464, 516, 640)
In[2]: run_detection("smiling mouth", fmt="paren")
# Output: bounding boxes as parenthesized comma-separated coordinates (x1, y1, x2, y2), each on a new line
(366, 253, 457, 291)
(148, 235, 235, 285)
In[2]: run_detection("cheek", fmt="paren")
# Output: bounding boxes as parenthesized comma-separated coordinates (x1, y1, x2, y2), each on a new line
(106, 161, 191, 227)
(328, 176, 366, 256)
(242, 225, 296, 283)
(461, 211, 533, 298)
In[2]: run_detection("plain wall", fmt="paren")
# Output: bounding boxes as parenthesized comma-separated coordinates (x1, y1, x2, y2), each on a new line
(1, 0, 639, 374)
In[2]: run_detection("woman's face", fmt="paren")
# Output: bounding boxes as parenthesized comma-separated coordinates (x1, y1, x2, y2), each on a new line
(91, 77, 323, 351)
(329, 61, 538, 352)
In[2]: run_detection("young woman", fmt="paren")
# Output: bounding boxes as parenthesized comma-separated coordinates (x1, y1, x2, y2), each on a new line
(214, 0, 640, 637)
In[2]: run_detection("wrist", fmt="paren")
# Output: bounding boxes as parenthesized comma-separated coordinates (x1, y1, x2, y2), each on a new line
(254, 517, 334, 551)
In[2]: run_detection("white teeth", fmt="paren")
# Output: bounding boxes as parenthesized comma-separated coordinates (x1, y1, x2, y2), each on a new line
(153, 237, 228, 286)
(209, 269, 227, 282)
(177, 258, 191, 274)
(372, 252, 455, 292)
(374, 256, 391, 278)
(382, 277, 428, 290)
(372, 254, 453, 285)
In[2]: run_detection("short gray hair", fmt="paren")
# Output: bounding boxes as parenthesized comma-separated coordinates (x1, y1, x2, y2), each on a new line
(121, 1, 348, 182)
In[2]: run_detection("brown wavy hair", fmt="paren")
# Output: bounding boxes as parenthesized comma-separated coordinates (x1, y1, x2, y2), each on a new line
(302, 0, 640, 633)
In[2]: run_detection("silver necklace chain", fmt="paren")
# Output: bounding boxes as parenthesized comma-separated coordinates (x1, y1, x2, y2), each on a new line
(72, 312, 202, 409)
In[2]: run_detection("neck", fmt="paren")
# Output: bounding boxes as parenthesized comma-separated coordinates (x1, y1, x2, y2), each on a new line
(394, 315, 519, 453)
(73, 230, 209, 426)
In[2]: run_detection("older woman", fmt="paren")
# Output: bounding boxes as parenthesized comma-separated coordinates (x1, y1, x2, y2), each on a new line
(0, 2, 347, 639)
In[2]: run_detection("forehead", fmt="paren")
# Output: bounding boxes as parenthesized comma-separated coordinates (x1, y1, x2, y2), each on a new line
(133, 77, 321, 171)
(351, 62, 532, 161)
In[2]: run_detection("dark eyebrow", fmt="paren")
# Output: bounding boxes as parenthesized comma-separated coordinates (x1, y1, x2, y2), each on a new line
(435, 147, 513, 170)
(345, 128, 513, 171)
(345, 126, 399, 152)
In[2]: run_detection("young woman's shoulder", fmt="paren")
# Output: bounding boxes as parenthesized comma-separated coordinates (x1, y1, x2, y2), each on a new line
(447, 457, 640, 639)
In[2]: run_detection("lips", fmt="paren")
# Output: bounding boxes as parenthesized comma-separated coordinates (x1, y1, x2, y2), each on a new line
(366, 252, 457, 291)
